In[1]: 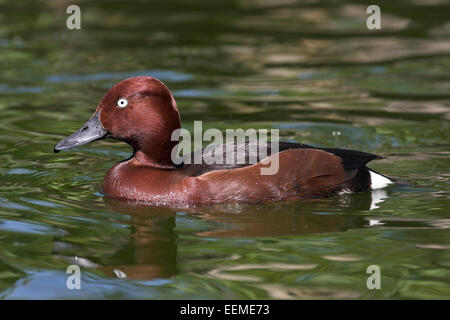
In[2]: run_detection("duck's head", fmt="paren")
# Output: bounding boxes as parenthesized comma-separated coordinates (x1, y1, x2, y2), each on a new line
(54, 76, 181, 168)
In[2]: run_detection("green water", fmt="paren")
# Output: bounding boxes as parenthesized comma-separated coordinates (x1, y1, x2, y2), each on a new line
(0, 0, 449, 299)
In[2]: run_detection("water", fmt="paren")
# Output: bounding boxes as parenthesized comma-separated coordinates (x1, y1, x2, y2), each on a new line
(0, 0, 449, 299)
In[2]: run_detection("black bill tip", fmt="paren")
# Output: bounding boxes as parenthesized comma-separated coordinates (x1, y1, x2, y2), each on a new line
(54, 112, 108, 153)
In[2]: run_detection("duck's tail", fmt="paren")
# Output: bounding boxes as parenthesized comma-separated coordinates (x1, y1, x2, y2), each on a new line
(368, 168, 414, 189)
(368, 169, 394, 190)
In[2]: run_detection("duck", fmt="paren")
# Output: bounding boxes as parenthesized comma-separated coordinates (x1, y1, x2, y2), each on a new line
(54, 76, 393, 205)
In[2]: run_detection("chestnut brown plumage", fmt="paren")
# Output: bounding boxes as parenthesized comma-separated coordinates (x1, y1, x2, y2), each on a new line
(55, 76, 389, 205)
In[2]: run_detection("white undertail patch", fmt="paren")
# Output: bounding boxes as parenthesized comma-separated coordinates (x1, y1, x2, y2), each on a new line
(370, 170, 393, 190)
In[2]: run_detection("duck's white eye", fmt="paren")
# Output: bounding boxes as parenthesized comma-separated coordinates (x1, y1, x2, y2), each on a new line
(117, 98, 128, 108)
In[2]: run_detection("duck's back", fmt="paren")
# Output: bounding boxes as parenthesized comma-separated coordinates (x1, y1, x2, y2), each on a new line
(176, 140, 386, 203)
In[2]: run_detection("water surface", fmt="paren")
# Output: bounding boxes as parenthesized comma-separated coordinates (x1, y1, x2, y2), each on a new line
(0, 0, 449, 299)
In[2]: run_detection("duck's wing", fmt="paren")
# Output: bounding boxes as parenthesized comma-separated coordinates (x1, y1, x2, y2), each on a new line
(179, 140, 380, 177)
(191, 148, 361, 202)
(311, 146, 381, 170)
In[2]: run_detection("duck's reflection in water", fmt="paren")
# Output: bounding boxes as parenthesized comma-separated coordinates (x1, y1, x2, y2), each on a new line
(99, 202, 177, 280)
(97, 192, 382, 280)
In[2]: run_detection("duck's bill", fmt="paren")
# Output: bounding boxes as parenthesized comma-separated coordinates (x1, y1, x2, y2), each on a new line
(54, 112, 108, 153)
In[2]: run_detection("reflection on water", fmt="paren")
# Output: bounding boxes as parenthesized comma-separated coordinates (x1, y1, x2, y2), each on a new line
(54, 190, 443, 283)
(98, 196, 369, 281)
(0, 0, 449, 299)
(99, 201, 177, 280)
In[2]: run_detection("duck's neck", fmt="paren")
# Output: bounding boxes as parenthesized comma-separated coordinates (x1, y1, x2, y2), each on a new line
(132, 149, 178, 169)
(127, 110, 181, 170)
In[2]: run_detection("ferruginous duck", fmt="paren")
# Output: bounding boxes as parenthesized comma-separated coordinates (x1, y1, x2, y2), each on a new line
(54, 76, 393, 205)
